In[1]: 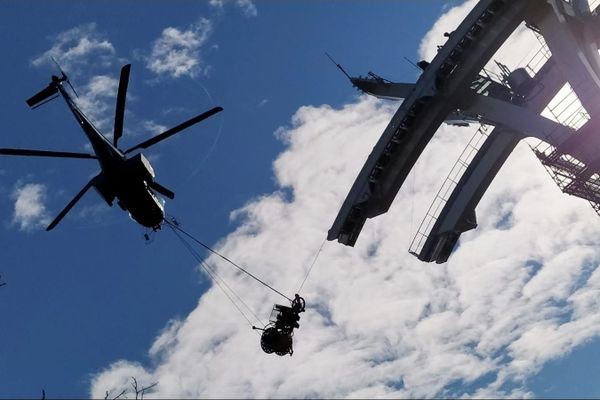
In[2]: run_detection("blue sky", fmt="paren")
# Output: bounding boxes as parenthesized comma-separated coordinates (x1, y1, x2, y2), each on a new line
(1, 1, 600, 398)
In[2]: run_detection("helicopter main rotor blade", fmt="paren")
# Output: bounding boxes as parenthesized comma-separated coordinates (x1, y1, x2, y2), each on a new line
(0, 148, 96, 159)
(124, 106, 223, 155)
(149, 180, 175, 200)
(113, 64, 131, 148)
(46, 176, 97, 231)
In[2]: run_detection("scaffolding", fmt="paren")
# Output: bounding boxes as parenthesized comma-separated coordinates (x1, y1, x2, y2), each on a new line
(410, 16, 600, 259)
(525, 30, 600, 214)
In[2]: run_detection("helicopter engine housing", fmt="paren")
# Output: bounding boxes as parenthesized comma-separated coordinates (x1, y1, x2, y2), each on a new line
(124, 153, 155, 182)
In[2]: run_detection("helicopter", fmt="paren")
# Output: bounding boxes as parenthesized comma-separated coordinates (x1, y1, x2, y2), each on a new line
(0, 63, 223, 231)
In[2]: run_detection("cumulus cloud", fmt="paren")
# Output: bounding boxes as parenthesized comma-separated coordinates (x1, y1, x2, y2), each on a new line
(31, 23, 124, 136)
(75, 75, 120, 134)
(146, 19, 213, 78)
(11, 183, 51, 231)
(209, 0, 258, 17)
(419, 1, 475, 63)
(32, 23, 115, 73)
(90, 90, 600, 398)
(142, 120, 168, 137)
(90, 2, 600, 398)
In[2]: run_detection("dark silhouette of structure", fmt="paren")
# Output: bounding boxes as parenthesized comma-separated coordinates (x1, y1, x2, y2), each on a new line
(0, 63, 222, 231)
(328, 0, 600, 263)
(256, 294, 305, 356)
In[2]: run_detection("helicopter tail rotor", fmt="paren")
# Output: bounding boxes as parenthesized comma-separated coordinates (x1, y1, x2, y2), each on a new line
(50, 56, 79, 97)
(26, 58, 79, 109)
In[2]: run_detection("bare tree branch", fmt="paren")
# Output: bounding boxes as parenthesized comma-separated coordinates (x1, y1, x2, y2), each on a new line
(105, 376, 157, 400)
(140, 382, 158, 400)
(130, 376, 158, 400)
(104, 388, 127, 400)
(104, 376, 158, 400)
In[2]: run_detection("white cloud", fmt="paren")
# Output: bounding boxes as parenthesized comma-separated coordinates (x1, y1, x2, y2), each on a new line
(209, 0, 257, 17)
(85, 75, 119, 98)
(146, 19, 213, 78)
(90, 2, 600, 398)
(75, 75, 120, 134)
(30, 23, 127, 139)
(32, 23, 115, 73)
(419, 1, 476, 63)
(142, 120, 168, 137)
(11, 183, 51, 231)
(89, 94, 600, 397)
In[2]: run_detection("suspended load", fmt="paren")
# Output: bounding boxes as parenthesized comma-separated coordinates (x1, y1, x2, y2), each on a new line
(256, 294, 305, 356)
(164, 219, 321, 357)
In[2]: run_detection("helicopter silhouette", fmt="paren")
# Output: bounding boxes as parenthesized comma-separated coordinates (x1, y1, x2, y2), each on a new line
(0, 63, 223, 231)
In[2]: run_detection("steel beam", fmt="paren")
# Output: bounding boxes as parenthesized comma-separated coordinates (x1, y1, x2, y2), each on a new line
(329, 0, 534, 246)
(461, 94, 573, 144)
(351, 78, 415, 100)
(417, 53, 567, 263)
(538, 1, 600, 116)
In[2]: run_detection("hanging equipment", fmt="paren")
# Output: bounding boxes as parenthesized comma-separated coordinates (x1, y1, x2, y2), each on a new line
(164, 218, 320, 356)
(253, 294, 306, 356)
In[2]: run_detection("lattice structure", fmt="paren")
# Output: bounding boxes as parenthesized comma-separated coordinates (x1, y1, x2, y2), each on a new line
(561, 0, 600, 11)
(533, 146, 600, 215)
(526, 29, 600, 214)
(329, 0, 600, 261)
(409, 124, 490, 255)
(524, 32, 552, 76)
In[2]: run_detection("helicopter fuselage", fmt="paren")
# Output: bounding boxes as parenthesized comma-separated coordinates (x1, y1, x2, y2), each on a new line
(3, 65, 221, 231)
(58, 80, 165, 229)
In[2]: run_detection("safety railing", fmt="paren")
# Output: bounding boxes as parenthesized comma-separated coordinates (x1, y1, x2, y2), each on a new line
(409, 124, 490, 256)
